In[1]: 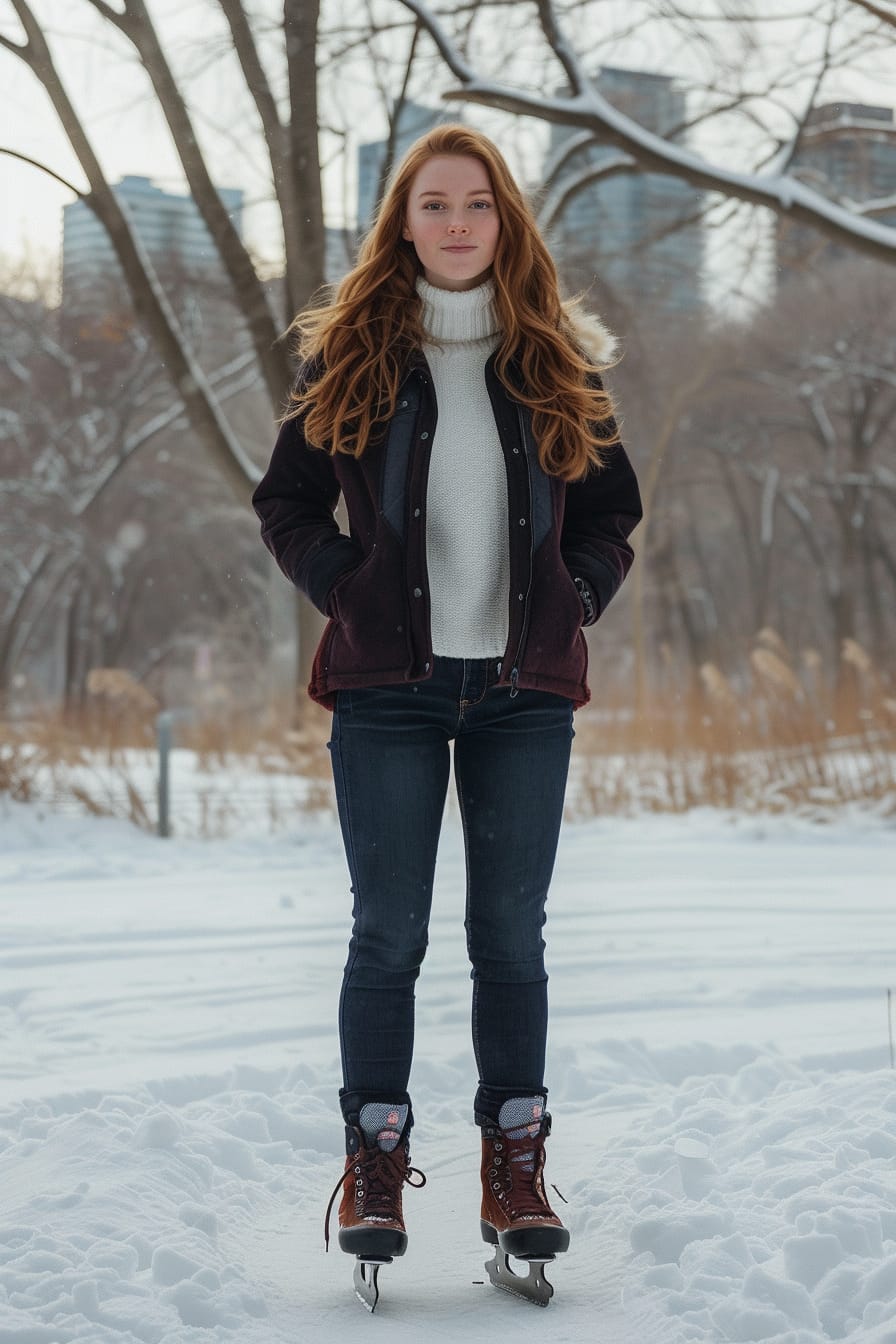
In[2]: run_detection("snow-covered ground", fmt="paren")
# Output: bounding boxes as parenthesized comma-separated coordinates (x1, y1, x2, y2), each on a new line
(1, 792, 895, 1342)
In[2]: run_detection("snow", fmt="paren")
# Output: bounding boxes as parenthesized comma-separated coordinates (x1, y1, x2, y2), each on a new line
(1, 792, 895, 1342)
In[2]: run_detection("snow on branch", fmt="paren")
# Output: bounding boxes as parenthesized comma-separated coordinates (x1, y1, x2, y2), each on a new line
(398, 0, 896, 265)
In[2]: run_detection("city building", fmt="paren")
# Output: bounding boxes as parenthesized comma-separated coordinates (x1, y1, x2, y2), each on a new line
(546, 67, 705, 313)
(62, 175, 243, 315)
(325, 226, 356, 284)
(776, 102, 896, 283)
(357, 102, 444, 231)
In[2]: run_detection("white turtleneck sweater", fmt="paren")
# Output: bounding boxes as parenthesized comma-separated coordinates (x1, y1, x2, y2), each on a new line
(416, 275, 509, 659)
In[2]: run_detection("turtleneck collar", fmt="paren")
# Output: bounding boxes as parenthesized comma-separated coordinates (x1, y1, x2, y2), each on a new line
(416, 275, 500, 346)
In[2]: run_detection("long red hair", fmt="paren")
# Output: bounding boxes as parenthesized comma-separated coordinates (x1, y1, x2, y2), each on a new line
(286, 124, 620, 480)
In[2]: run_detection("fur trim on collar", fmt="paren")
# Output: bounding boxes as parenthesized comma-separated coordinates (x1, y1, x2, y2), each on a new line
(564, 304, 618, 367)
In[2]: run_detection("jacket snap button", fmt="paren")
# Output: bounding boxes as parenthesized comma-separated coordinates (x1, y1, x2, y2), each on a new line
(519, 518, 526, 525)
(400, 399, 408, 408)
(424, 661, 430, 672)
(518, 592, 524, 600)
(414, 587, 423, 598)
(420, 431, 429, 440)
(513, 447, 520, 454)
(414, 507, 421, 518)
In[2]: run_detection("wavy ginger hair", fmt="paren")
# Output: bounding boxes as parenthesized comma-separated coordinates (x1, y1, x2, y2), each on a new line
(287, 124, 620, 481)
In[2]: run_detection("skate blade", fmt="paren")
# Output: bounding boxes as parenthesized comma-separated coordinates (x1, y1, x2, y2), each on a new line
(484, 1248, 556, 1307)
(353, 1255, 392, 1312)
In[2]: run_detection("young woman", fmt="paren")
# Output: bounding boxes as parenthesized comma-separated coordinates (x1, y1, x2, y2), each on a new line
(252, 124, 642, 1306)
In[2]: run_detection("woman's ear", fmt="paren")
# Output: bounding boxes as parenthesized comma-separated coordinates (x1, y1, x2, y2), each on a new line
(402, 220, 412, 241)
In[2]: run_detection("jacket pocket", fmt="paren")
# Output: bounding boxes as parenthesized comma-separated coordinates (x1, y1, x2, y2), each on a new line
(328, 545, 378, 622)
(559, 564, 586, 628)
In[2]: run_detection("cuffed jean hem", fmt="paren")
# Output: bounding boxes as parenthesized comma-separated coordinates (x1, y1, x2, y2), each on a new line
(473, 1084, 548, 1126)
(339, 1086, 414, 1131)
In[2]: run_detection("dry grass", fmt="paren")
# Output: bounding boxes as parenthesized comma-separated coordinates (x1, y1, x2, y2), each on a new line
(573, 635, 895, 817)
(0, 707, 156, 829)
(2, 638, 893, 831)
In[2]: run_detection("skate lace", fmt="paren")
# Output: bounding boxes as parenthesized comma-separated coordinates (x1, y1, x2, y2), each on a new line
(492, 1131, 555, 1220)
(323, 1144, 426, 1251)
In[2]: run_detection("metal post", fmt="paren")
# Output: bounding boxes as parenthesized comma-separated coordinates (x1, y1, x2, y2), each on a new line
(157, 710, 174, 838)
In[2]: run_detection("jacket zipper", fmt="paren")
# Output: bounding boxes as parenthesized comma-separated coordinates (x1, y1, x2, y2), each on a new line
(509, 403, 535, 698)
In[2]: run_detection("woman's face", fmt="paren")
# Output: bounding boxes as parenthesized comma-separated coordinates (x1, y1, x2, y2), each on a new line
(402, 154, 500, 291)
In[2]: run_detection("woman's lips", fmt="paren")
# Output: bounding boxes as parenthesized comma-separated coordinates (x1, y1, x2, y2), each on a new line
(443, 245, 475, 251)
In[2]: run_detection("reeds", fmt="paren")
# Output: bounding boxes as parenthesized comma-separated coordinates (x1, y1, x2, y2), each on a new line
(572, 632, 895, 817)
(1, 635, 893, 832)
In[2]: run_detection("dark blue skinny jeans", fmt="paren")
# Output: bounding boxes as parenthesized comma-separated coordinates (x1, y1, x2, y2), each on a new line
(327, 655, 574, 1125)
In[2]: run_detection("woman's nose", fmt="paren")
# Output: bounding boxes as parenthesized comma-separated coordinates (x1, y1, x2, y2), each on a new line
(447, 219, 469, 233)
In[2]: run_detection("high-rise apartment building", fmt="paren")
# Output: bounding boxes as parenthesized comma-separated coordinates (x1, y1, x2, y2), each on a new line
(546, 67, 705, 313)
(324, 226, 357, 284)
(776, 102, 896, 281)
(357, 102, 444, 231)
(62, 175, 243, 313)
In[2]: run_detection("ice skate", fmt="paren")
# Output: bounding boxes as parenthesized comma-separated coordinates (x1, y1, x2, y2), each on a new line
(324, 1102, 425, 1311)
(478, 1096, 569, 1307)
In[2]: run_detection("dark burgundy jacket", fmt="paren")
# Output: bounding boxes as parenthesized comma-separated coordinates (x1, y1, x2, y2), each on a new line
(251, 350, 642, 710)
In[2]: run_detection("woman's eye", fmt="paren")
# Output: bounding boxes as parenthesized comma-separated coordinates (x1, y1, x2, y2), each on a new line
(420, 200, 491, 211)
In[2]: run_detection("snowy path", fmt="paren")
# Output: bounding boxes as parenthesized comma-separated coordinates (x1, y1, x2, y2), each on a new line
(1, 799, 895, 1342)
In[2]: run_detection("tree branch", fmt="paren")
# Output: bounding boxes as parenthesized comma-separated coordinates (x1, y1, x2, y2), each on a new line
(0, 147, 82, 195)
(80, 0, 289, 405)
(0, 30, 27, 54)
(284, 0, 327, 309)
(535, 0, 586, 97)
(83, 0, 130, 27)
(7, 0, 257, 503)
(846, 0, 896, 27)
(393, 0, 475, 82)
(398, 0, 896, 265)
(216, 0, 302, 319)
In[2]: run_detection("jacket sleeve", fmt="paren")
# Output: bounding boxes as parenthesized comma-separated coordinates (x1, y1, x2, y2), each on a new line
(560, 386, 643, 622)
(251, 376, 362, 616)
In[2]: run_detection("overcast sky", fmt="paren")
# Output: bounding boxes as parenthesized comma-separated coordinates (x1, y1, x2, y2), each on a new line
(1, 0, 894, 305)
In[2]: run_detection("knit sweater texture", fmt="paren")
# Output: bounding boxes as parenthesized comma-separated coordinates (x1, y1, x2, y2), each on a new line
(417, 275, 509, 659)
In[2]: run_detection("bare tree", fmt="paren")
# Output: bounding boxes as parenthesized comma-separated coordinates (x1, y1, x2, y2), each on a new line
(0, 0, 329, 710)
(2, 0, 894, 717)
(0, 281, 263, 709)
(667, 258, 896, 685)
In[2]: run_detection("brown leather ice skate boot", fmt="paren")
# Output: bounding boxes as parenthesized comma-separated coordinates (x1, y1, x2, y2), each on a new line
(479, 1095, 569, 1305)
(324, 1101, 426, 1310)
